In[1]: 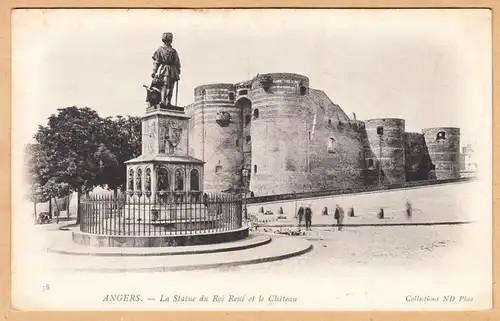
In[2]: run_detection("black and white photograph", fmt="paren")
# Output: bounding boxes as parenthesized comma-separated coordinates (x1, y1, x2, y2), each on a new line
(11, 8, 492, 311)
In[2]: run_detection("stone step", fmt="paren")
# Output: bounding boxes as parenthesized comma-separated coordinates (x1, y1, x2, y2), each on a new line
(46, 232, 271, 256)
(45, 234, 313, 273)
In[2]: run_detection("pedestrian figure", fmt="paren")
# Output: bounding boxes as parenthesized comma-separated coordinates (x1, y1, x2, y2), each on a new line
(304, 203, 313, 231)
(405, 199, 412, 220)
(348, 206, 355, 217)
(297, 205, 305, 229)
(322, 206, 328, 216)
(334, 204, 345, 231)
(377, 207, 384, 219)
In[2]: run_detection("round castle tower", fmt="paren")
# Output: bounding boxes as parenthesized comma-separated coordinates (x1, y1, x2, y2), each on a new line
(248, 73, 366, 195)
(364, 118, 406, 184)
(422, 127, 461, 179)
(186, 83, 244, 193)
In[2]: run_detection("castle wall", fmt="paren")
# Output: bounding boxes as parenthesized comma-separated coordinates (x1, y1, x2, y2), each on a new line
(422, 127, 461, 179)
(404, 132, 434, 181)
(364, 118, 406, 184)
(183, 73, 459, 196)
(359, 122, 383, 186)
(186, 83, 243, 193)
(248, 73, 366, 196)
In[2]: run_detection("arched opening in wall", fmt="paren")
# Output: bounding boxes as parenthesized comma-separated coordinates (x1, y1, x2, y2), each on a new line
(246, 135, 251, 143)
(254, 165, 258, 174)
(328, 119, 332, 125)
(377, 126, 384, 136)
(436, 131, 446, 141)
(236, 139, 239, 147)
(190, 169, 200, 191)
(136, 168, 142, 191)
(157, 168, 169, 191)
(215, 165, 223, 174)
(228, 92, 235, 101)
(367, 159, 375, 170)
(327, 137, 336, 153)
(299, 83, 307, 95)
(145, 168, 152, 192)
(128, 169, 134, 190)
(174, 169, 184, 191)
(235, 97, 252, 125)
(253, 108, 259, 119)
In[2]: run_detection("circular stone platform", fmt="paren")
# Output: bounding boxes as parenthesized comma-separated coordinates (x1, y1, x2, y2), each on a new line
(48, 233, 271, 256)
(44, 231, 313, 273)
(72, 226, 249, 247)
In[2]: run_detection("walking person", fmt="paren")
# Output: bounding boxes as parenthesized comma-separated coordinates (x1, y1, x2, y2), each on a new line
(334, 204, 345, 231)
(405, 199, 413, 220)
(304, 203, 313, 231)
(297, 204, 305, 229)
(348, 206, 355, 217)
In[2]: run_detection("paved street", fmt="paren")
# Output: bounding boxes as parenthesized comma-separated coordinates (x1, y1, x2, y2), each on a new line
(213, 224, 473, 274)
(249, 181, 482, 226)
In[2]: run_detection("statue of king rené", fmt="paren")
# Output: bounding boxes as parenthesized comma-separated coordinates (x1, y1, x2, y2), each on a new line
(148, 32, 181, 108)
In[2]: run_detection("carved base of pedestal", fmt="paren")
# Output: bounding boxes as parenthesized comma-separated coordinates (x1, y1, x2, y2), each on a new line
(147, 103, 185, 113)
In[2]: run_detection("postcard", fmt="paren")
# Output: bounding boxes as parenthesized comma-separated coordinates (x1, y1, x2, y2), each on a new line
(11, 8, 492, 311)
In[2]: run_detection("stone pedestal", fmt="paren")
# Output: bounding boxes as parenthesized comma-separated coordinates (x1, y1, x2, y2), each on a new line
(125, 107, 205, 202)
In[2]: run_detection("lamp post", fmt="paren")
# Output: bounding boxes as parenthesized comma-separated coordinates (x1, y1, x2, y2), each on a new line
(377, 126, 384, 186)
(242, 168, 250, 223)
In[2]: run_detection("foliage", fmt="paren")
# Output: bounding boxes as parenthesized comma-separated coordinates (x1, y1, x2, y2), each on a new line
(27, 106, 142, 221)
(34, 106, 105, 193)
(29, 106, 142, 192)
(24, 143, 50, 204)
(99, 115, 142, 193)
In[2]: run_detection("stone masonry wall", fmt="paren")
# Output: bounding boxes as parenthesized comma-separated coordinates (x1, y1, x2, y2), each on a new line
(248, 73, 366, 196)
(364, 118, 406, 184)
(184, 73, 457, 196)
(422, 127, 461, 179)
(186, 84, 243, 193)
(404, 132, 434, 181)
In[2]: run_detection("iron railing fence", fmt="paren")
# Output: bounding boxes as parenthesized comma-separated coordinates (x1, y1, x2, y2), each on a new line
(79, 191, 243, 236)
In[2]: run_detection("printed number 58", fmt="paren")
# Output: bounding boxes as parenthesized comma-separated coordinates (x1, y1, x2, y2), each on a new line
(42, 284, 50, 291)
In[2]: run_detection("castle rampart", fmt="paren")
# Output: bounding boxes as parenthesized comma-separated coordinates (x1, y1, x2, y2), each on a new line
(422, 127, 461, 179)
(364, 118, 406, 184)
(185, 74, 460, 195)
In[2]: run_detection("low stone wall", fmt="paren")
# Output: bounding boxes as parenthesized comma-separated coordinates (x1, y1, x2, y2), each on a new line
(246, 177, 475, 205)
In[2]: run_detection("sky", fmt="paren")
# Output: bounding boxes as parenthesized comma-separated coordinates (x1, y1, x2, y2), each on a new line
(12, 9, 492, 148)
